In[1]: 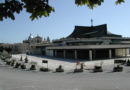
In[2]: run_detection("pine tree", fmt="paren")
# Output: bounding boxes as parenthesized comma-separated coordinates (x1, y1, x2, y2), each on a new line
(24, 56, 28, 63)
(20, 56, 23, 61)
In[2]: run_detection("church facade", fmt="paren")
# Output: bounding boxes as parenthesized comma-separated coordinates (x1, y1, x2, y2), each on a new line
(23, 34, 51, 55)
(46, 24, 130, 60)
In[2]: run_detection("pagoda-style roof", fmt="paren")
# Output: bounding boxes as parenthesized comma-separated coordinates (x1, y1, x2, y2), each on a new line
(67, 24, 122, 38)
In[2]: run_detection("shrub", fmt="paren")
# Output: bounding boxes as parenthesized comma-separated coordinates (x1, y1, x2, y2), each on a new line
(93, 66, 103, 72)
(56, 65, 64, 72)
(24, 56, 28, 63)
(6, 61, 11, 65)
(10, 59, 16, 66)
(40, 67, 49, 72)
(74, 68, 83, 73)
(1, 50, 12, 59)
(21, 64, 26, 69)
(80, 63, 84, 70)
(20, 56, 23, 61)
(74, 63, 84, 73)
(14, 62, 21, 68)
(113, 65, 123, 72)
(1, 56, 6, 61)
(126, 60, 130, 66)
(30, 64, 36, 70)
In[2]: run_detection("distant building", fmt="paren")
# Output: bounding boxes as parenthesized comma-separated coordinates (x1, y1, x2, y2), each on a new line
(23, 34, 43, 44)
(0, 34, 51, 55)
(46, 24, 130, 60)
(23, 34, 51, 55)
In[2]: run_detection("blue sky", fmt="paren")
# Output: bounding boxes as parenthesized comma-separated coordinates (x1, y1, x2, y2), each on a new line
(0, 0, 130, 43)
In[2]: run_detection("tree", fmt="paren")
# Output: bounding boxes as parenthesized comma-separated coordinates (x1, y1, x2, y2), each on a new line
(75, 0, 125, 9)
(20, 56, 23, 61)
(0, 46, 4, 52)
(24, 56, 28, 63)
(0, 0, 54, 21)
(0, 0, 125, 21)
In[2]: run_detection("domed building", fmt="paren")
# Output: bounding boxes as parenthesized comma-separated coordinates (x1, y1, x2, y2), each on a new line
(23, 34, 43, 44)
(22, 34, 51, 55)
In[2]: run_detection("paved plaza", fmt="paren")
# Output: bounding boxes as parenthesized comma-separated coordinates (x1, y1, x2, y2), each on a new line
(0, 55, 130, 90)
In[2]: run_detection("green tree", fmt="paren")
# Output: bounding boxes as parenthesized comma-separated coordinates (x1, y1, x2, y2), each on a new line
(0, 0, 125, 21)
(0, 0, 54, 21)
(75, 0, 124, 9)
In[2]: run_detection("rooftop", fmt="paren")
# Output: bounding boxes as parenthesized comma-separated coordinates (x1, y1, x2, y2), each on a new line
(67, 24, 122, 38)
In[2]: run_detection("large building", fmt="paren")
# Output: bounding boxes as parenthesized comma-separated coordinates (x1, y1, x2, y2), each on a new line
(0, 34, 51, 55)
(46, 24, 130, 60)
(23, 34, 51, 55)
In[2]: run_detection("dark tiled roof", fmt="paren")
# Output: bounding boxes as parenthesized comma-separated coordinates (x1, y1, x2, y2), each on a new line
(67, 24, 121, 38)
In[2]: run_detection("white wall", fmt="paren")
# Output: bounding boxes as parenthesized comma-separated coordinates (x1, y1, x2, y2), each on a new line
(115, 49, 129, 57)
